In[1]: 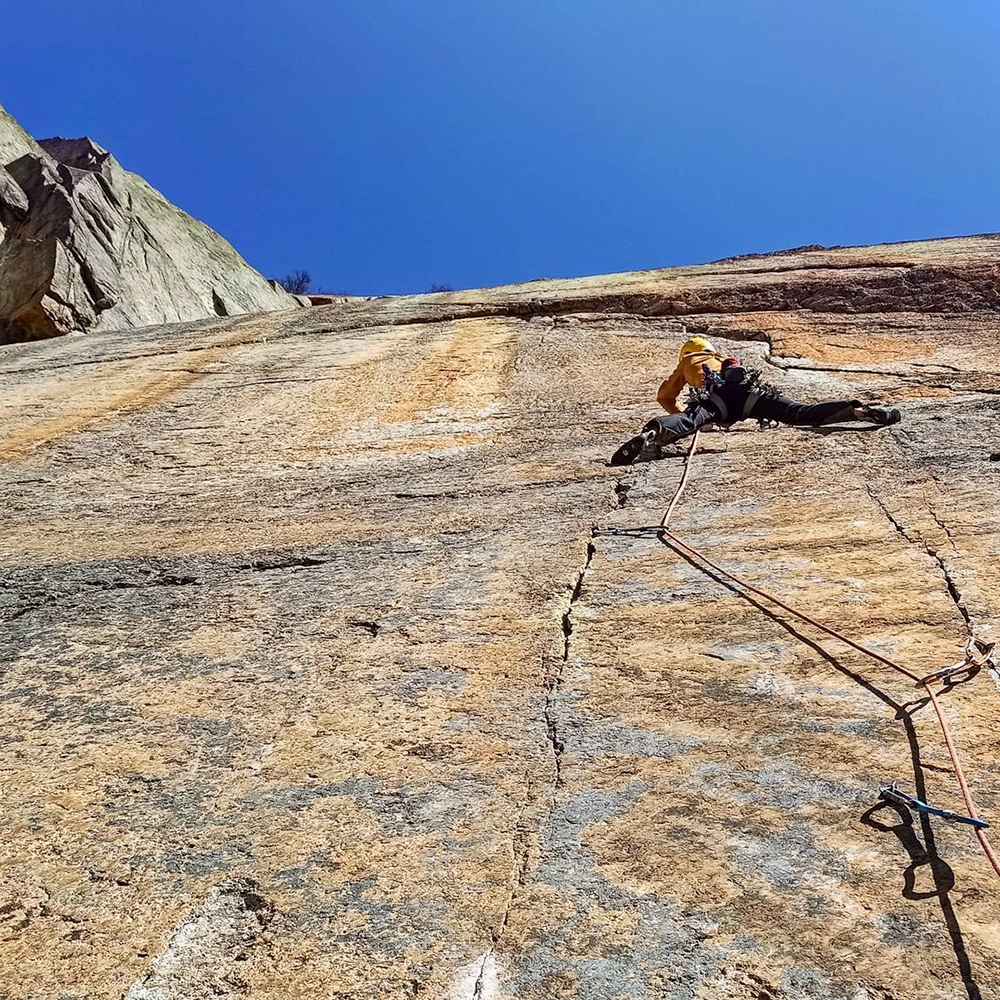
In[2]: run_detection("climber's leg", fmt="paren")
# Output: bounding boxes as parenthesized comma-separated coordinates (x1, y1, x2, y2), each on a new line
(750, 394, 900, 427)
(610, 404, 717, 466)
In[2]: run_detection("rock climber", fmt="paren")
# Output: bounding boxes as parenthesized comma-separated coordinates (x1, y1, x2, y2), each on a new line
(610, 335, 901, 466)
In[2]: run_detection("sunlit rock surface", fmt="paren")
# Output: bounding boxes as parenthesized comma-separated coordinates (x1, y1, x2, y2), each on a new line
(1, 236, 999, 998)
(0, 104, 294, 344)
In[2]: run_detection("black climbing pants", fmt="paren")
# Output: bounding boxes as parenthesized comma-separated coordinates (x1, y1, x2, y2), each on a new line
(643, 391, 862, 446)
(750, 393, 861, 427)
(643, 403, 719, 445)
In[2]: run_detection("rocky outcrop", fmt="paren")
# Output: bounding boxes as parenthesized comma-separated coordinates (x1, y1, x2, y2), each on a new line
(0, 104, 40, 166)
(0, 104, 294, 343)
(1, 237, 999, 998)
(0, 106, 39, 247)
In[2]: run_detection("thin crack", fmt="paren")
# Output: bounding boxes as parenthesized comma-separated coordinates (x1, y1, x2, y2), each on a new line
(471, 950, 491, 1000)
(543, 539, 596, 799)
(2, 575, 201, 624)
(2, 552, 335, 624)
(868, 487, 971, 631)
(765, 358, 1000, 397)
(561, 541, 595, 662)
(541, 686, 564, 791)
(234, 554, 329, 573)
(0, 327, 268, 377)
(385, 473, 604, 504)
(769, 359, 933, 378)
(928, 504, 958, 553)
(494, 794, 533, 942)
(469, 791, 532, 997)
(940, 566, 973, 630)
(613, 478, 633, 508)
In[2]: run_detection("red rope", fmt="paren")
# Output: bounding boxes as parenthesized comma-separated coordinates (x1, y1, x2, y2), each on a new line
(655, 431, 1000, 880)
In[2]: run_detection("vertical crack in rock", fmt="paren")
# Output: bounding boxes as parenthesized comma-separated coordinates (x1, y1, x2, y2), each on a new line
(466, 949, 500, 1000)
(544, 540, 595, 795)
(937, 562, 972, 631)
(463, 795, 531, 999)
(868, 487, 971, 630)
(471, 952, 490, 999)
(494, 794, 533, 941)
(561, 541, 595, 663)
(613, 478, 633, 508)
(541, 675, 565, 792)
(124, 878, 273, 1000)
(479, 536, 599, 980)
(927, 502, 958, 553)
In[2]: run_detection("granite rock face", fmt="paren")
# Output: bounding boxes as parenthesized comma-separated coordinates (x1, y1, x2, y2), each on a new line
(1, 236, 999, 999)
(0, 106, 38, 246)
(0, 104, 294, 344)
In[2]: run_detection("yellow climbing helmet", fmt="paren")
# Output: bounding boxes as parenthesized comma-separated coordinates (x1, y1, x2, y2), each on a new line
(680, 336, 714, 358)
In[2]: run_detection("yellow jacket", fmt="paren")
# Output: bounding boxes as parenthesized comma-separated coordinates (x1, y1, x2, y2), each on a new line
(657, 349, 724, 413)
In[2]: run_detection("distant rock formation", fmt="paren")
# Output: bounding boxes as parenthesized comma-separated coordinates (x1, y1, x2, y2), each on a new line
(0, 104, 295, 343)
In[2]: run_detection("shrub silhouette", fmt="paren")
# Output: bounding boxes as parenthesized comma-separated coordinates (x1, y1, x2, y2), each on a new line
(279, 270, 312, 295)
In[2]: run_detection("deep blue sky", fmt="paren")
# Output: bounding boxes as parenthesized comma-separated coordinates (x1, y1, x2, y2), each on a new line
(5, 2, 1000, 294)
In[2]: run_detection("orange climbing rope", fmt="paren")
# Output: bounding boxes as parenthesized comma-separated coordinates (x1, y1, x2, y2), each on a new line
(658, 428, 701, 529)
(653, 429, 1000, 880)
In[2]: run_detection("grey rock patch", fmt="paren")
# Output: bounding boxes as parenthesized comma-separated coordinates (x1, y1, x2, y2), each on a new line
(876, 909, 939, 947)
(709, 645, 789, 666)
(565, 714, 699, 763)
(799, 684, 855, 699)
(157, 841, 255, 876)
(694, 760, 866, 812)
(837, 718, 886, 737)
(273, 876, 452, 959)
(512, 782, 730, 999)
(778, 966, 848, 999)
(256, 776, 493, 838)
(732, 822, 850, 891)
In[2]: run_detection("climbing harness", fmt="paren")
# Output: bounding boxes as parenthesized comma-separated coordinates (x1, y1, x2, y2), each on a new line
(603, 429, 1000, 881)
(879, 783, 990, 830)
(691, 363, 767, 425)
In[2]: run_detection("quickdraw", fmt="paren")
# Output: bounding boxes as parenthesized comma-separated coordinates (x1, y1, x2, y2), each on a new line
(917, 636, 997, 687)
(593, 524, 665, 539)
(880, 782, 990, 830)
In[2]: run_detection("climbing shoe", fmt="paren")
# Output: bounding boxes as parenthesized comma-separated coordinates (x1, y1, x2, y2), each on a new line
(610, 431, 652, 466)
(858, 405, 901, 426)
